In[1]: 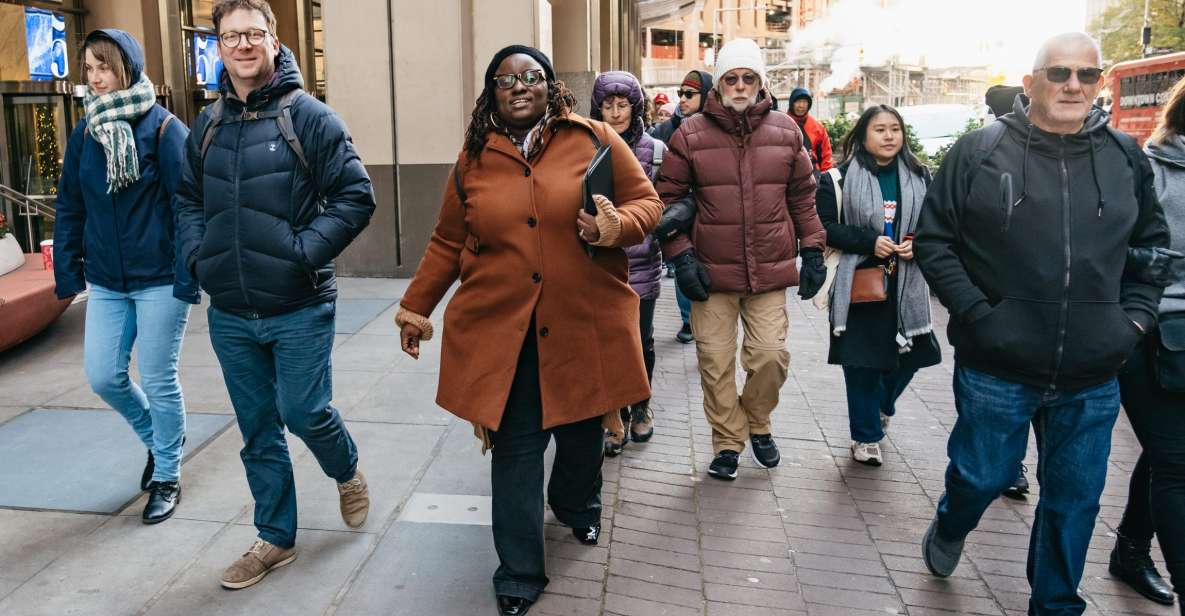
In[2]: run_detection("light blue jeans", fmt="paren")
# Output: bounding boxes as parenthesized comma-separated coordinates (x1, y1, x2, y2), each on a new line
(84, 284, 191, 482)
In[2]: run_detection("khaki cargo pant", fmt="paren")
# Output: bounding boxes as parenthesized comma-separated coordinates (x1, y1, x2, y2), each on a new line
(691, 289, 790, 454)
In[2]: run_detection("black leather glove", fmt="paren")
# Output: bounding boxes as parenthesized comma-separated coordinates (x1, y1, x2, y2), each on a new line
(672, 249, 711, 302)
(652, 196, 697, 241)
(797, 248, 826, 300)
(1125, 246, 1185, 287)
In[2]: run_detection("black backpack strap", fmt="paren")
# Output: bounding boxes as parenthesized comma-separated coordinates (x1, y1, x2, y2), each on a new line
(968, 120, 1008, 176)
(198, 98, 225, 165)
(1106, 125, 1149, 203)
(273, 89, 309, 172)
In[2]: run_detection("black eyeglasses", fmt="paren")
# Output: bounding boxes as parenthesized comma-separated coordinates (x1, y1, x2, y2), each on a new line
(219, 29, 270, 48)
(677, 89, 699, 99)
(1037, 66, 1103, 85)
(721, 73, 758, 87)
(494, 69, 546, 90)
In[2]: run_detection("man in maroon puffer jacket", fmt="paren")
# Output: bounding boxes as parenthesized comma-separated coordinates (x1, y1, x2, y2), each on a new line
(658, 38, 826, 481)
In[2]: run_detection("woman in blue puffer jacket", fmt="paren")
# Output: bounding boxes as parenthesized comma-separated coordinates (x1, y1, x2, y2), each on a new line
(590, 70, 664, 456)
(53, 29, 196, 524)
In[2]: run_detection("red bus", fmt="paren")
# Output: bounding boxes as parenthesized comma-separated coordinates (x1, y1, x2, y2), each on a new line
(1108, 51, 1185, 145)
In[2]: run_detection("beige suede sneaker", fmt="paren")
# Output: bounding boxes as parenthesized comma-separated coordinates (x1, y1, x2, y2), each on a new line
(220, 538, 297, 590)
(337, 469, 370, 529)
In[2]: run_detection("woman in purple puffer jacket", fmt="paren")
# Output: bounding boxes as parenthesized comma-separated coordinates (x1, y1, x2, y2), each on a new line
(591, 70, 665, 456)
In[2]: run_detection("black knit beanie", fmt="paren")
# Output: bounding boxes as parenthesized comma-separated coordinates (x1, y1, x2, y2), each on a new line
(483, 45, 556, 90)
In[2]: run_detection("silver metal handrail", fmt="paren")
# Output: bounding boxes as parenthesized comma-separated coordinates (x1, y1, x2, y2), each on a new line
(0, 184, 55, 251)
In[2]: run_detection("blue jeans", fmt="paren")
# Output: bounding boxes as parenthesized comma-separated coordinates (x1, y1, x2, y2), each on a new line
(935, 366, 1120, 615)
(84, 284, 190, 482)
(667, 260, 691, 325)
(842, 365, 916, 443)
(208, 301, 358, 549)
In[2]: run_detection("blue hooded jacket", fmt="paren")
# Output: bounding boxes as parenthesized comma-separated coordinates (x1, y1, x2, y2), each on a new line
(53, 29, 197, 302)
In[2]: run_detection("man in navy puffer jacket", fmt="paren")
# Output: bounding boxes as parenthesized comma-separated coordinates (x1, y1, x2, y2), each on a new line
(173, 0, 375, 589)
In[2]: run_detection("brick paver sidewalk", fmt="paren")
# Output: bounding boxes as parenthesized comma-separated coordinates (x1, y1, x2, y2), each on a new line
(0, 277, 1172, 615)
(532, 279, 1173, 616)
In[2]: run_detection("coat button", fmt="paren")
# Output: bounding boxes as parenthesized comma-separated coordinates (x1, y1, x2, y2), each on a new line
(524, 168, 531, 177)
(539, 327, 549, 337)
(532, 272, 542, 283)
(527, 217, 537, 227)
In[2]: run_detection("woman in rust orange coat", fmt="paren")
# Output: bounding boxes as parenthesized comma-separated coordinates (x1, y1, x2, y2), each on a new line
(395, 45, 663, 616)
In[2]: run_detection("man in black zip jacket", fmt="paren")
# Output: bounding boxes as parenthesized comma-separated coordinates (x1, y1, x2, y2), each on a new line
(173, 0, 375, 590)
(914, 32, 1170, 615)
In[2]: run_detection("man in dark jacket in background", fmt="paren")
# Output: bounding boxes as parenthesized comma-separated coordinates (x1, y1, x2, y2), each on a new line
(173, 0, 375, 590)
(650, 69, 712, 145)
(914, 32, 1170, 614)
(658, 39, 826, 481)
(788, 87, 833, 172)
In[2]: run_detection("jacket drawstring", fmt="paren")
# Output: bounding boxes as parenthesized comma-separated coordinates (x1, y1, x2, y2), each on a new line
(1088, 132, 1105, 217)
(1015, 125, 1032, 208)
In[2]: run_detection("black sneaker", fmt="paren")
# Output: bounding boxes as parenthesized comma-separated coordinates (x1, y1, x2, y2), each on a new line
(572, 523, 601, 545)
(1002, 464, 1029, 499)
(676, 323, 694, 344)
(750, 434, 780, 468)
(708, 450, 740, 480)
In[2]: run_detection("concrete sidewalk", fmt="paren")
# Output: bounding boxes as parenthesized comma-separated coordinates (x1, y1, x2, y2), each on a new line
(0, 277, 1173, 616)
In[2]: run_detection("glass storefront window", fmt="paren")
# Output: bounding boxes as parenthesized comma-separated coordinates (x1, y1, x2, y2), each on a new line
(185, 0, 215, 29)
(310, 0, 325, 100)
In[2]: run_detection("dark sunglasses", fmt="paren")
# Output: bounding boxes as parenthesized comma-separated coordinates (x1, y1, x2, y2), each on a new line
(494, 69, 546, 90)
(721, 73, 758, 87)
(1037, 66, 1103, 85)
(677, 89, 699, 99)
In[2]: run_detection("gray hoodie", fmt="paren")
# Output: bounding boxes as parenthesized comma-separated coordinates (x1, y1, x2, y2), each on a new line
(1145, 136, 1185, 316)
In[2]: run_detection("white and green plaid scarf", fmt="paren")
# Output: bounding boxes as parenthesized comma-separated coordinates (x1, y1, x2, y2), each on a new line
(84, 74, 157, 194)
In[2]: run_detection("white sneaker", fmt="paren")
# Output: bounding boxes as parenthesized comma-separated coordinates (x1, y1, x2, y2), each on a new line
(851, 441, 883, 466)
(880, 412, 891, 432)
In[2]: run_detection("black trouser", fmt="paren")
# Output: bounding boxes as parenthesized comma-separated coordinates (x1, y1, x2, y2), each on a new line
(640, 297, 657, 383)
(489, 325, 604, 601)
(1117, 335, 1185, 597)
(619, 298, 658, 426)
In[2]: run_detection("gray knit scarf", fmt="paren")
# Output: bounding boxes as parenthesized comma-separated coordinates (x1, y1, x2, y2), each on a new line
(830, 156, 932, 352)
(84, 74, 157, 194)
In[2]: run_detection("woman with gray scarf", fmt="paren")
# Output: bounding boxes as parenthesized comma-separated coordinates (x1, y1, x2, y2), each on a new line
(816, 105, 941, 466)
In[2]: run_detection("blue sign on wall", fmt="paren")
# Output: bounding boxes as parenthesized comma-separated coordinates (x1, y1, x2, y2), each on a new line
(193, 33, 223, 91)
(25, 8, 69, 81)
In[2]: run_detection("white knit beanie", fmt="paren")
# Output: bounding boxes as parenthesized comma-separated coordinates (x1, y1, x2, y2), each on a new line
(713, 38, 766, 88)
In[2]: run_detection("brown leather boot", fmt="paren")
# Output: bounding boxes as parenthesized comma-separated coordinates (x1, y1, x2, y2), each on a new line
(629, 402, 654, 442)
(605, 408, 630, 456)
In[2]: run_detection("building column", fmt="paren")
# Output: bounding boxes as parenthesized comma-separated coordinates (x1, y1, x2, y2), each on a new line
(322, 0, 398, 276)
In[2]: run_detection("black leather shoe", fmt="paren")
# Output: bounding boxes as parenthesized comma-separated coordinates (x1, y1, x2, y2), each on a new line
(1001, 464, 1029, 500)
(676, 323, 694, 344)
(573, 523, 600, 545)
(142, 481, 180, 524)
(496, 595, 533, 615)
(140, 451, 155, 491)
(1110, 533, 1175, 605)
